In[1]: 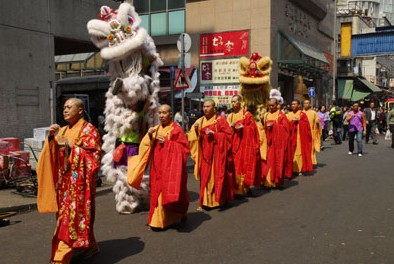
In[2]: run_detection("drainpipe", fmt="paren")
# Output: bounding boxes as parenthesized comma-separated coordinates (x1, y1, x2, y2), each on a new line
(47, 0, 54, 124)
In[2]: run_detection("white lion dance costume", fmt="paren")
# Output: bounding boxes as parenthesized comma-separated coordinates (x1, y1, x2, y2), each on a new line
(87, 1, 162, 214)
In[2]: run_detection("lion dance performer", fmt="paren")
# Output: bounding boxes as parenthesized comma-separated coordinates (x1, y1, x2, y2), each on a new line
(87, 1, 163, 214)
(239, 52, 272, 120)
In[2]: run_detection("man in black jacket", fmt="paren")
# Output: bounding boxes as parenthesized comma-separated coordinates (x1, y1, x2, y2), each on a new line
(364, 102, 378, 144)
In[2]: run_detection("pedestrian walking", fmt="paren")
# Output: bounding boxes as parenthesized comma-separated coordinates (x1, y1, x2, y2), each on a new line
(364, 102, 378, 144)
(346, 102, 366, 156)
(387, 107, 394, 148)
(329, 101, 343, 144)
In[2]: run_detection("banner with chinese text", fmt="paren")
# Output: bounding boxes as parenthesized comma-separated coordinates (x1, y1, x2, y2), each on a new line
(200, 30, 249, 58)
(200, 58, 240, 84)
(201, 85, 240, 107)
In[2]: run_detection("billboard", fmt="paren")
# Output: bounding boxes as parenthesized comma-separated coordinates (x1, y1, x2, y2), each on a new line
(200, 58, 240, 84)
(200, 30, 249, 58)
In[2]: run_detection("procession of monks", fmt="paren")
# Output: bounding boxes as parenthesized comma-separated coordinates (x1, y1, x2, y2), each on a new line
(128, 95, 322, 230)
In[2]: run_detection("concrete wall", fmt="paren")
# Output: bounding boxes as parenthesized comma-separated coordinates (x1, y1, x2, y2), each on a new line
(0, 0, 116, 139)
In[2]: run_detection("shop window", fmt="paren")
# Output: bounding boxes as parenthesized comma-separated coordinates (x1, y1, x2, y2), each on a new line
(169, 10, 185, 35)
(151, 12, 167, 36)
(133, 0, 185, 36)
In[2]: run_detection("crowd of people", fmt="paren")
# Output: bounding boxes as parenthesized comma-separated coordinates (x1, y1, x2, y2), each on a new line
(37, 96, 393, 263)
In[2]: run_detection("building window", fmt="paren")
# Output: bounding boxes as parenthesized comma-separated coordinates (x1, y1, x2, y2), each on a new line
(134, 0, 185, 36)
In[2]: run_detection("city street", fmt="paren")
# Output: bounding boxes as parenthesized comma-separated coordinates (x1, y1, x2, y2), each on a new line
(1, 135, 393, 264)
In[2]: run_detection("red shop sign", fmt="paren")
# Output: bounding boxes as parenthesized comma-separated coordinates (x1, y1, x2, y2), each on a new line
(200, 30, 249, 58)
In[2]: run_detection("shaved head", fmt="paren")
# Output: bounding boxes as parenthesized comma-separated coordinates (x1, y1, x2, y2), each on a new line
(159, 104, 172, 112)
(204, 99, 216, 107)
(66, 97, 84, 109)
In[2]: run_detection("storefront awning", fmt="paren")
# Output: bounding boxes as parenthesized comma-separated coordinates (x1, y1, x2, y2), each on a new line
(55, 52, 107, 72)
(338, 77, 382, 102)
(278, 32, 329, 74)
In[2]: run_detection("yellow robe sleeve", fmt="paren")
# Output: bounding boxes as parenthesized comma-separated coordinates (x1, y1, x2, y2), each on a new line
(127, 126, 157, 189)
(187, 119, 201, 180)
(36, 136, 60, 213)
(257, 122, 267, 160)
(313, 112, 322, 152)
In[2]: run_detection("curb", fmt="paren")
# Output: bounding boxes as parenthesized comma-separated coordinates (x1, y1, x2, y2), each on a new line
(0, 185, 113, 215)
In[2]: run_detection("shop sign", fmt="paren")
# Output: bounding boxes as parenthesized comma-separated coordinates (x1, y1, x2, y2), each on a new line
(201, 85, 240, 107)
(200, 58, 240, 84)
(200, 30, 249, 58)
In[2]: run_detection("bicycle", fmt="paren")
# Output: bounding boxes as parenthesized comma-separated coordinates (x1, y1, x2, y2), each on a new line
(0, 143, 38, 196)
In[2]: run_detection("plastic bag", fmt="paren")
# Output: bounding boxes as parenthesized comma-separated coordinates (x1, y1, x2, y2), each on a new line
(113, 143, 126, 162)
(385, 130, 392, 141)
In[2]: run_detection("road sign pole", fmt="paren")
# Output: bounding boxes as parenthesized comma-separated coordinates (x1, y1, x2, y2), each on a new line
(181, 34, 185, 130)
(170, 65, 175, 119)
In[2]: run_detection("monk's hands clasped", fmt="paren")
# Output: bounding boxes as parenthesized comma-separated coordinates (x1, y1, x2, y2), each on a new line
(49, 124, 61, 137)
(157, 135, 165, 144)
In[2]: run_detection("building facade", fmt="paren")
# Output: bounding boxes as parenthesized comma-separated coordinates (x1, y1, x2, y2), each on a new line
(1, 0, 335, 139)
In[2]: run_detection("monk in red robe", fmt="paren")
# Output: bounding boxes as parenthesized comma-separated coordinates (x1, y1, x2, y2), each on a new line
(37, 98, 102, 264)
(227, 95, 260, 195)
(259, 98, 292, 188)
(286, 99, 313, 175)
(128, 104, 189, 230)
(188, 99, 233, 209)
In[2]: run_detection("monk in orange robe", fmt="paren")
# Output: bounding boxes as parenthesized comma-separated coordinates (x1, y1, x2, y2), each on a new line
(302, 100, 322, 166)
(286, 99, 313, 175)
(188, 99, 233, 209)
(37, 98, 102, 264)
(227, 95, 260, 195)
(128, 104, 189, 230)
(259, 98, 292, 188)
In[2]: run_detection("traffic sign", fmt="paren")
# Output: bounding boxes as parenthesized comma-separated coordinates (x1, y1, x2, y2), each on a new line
(174, 69, 190, 90)
(308, 87, 316, 97)
(177, 33, 192, 53)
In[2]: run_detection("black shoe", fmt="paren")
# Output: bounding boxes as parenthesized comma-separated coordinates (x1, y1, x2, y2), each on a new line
(373, 142, 378, 145)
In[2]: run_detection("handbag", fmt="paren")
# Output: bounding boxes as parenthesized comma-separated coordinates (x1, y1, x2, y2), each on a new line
(113, 143, 126, 162)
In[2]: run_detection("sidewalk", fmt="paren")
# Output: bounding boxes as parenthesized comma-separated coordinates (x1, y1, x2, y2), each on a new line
(0, 158, 196, 214)
(0, 179, 113, 214)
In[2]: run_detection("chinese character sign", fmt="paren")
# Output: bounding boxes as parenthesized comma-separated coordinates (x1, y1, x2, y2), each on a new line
(201, 85, 240, 107)
(200, 58, 240, 84)
(200, 30, 249, 58)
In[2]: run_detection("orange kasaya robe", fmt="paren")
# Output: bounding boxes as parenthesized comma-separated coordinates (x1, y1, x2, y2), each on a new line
(260, 110, 292, 188)
(227, 110, 261, 195)
(287, 110, 313, 173)
(128, 122, 189, 229)
(303, 109, 322, 165)
(36, 118, 102, 257)
(188, 115, 234, 208)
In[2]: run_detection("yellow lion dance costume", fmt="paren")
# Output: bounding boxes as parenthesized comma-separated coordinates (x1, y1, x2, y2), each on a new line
(239, 52, 272, 120)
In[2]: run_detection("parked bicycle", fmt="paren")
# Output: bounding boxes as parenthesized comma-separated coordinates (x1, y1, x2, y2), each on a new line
(0, 143, 38, 196)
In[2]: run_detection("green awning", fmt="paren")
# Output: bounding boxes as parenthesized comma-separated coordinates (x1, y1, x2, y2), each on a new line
(357, 78, 381, 93)
(338, 77, 382, 102)
(338, 79, 353, 100)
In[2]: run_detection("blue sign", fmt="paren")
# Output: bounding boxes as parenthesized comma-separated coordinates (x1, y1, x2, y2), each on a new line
(170, 65, 176, 80)
(352, 31, 394, 56)
(308, 87, 316, 97)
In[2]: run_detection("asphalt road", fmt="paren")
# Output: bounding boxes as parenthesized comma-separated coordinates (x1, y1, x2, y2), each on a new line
(1, 135, 393, 264)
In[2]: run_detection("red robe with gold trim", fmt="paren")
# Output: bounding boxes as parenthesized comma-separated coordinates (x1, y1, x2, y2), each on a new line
(37, 119, 102, 249)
